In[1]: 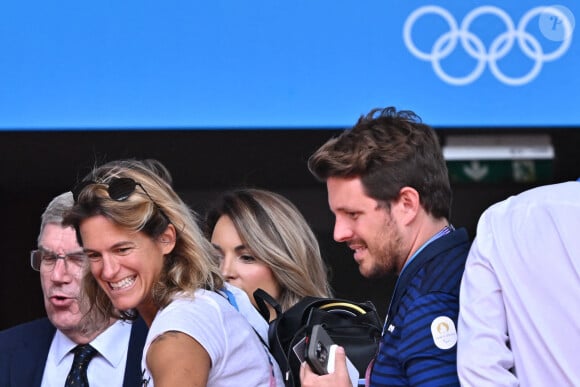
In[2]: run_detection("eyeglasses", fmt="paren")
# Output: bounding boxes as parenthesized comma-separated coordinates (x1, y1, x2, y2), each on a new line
(30, 249, 87, 272)
(72, 177, 171, 223)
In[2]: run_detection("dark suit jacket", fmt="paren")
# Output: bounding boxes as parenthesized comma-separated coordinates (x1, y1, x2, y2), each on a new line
(0, 317, 147, 387)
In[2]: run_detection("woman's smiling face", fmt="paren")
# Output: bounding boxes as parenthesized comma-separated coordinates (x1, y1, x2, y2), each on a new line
(79, 214, 175, 321)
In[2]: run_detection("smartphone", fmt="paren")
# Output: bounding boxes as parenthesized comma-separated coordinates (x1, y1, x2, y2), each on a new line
(305, 324, 334, 375)
(305, 324, 360, 386)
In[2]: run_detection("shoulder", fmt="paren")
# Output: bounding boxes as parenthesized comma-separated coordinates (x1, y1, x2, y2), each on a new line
(148, 291, 232, 340)
(482, 181, 580, 223)
(474, 181, 580, 250)
(144, 291, 264, 370)
(160, 291, 229, 319)
(510, 181, 580, 205)
(415, 229, 470, 294)
(150, 290, 260, 344)
(0, 318, 54, 349)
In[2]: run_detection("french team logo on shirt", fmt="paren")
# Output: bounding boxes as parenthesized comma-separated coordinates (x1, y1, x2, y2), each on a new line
(430, 316, 457, 350)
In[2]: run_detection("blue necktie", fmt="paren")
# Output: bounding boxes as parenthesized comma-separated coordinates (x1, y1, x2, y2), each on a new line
(64, 344, 98, 387)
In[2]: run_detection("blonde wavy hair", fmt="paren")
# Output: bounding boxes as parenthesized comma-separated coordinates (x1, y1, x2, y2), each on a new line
(204, 188, 332, 312)
(64, 159, 223, 320)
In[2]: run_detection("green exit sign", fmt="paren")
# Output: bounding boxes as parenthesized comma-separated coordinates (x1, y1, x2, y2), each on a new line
(443, 135, 554, 184)
(447, 159, 552, 183)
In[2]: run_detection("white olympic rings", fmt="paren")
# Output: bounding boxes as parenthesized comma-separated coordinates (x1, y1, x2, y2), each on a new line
(403, 5, 573, 86)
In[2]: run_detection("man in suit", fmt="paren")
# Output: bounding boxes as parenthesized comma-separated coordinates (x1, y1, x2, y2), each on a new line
(0, 192, 147, 386)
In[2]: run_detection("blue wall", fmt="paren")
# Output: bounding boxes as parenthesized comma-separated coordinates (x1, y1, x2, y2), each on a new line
(0, 1, 577, 129)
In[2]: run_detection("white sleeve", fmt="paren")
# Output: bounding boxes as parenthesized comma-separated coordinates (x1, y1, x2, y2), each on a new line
(145, 296, 227, 366)
(457, 210, 518, 387)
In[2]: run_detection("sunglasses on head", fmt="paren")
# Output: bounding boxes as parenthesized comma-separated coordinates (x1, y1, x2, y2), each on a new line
(72, 177, 150, 203)
(72, 177, 172, 224)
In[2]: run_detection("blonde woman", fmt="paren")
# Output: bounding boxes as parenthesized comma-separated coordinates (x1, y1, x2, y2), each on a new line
(65, 160, 280, 386)
(204, 188, 332, 320)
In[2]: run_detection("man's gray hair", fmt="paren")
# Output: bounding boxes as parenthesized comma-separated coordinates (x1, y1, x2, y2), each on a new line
(38, 191, 74, 244)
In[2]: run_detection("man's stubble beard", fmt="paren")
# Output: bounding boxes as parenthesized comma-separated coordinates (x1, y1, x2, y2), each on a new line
(364, 215, 405, 279)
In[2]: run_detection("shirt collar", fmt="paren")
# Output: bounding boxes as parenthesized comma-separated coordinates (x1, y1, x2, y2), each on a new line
(53, 319, 132, 368)
(52, 330, 78, 366)
(400, 225, 455, 273)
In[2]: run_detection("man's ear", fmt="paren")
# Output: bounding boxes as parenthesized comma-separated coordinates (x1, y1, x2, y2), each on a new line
(159, 223, 177, 254)
(395, 186, 421, 225)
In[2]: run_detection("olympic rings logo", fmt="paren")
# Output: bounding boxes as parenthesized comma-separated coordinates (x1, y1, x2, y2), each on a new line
(403, 6, 574, 86)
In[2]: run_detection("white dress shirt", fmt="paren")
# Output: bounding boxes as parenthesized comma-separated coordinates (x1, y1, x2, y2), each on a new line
(458, 181, 580, 386)
(41, 320, 132, 386)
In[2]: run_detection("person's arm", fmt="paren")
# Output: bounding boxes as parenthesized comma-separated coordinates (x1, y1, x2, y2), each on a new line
(300, 346, 354, 387)
(146, 330, 211, 387)
(457, 227, 518, 387)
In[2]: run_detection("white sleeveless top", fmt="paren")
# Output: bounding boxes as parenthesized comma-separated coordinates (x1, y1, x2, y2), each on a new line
(141, 289, 278, 386)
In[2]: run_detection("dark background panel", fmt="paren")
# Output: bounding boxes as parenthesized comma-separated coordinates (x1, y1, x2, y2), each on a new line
(1, 129, 578, 330)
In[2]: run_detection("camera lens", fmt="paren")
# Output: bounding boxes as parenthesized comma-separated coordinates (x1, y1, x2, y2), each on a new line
(316, 342, 328, 363)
